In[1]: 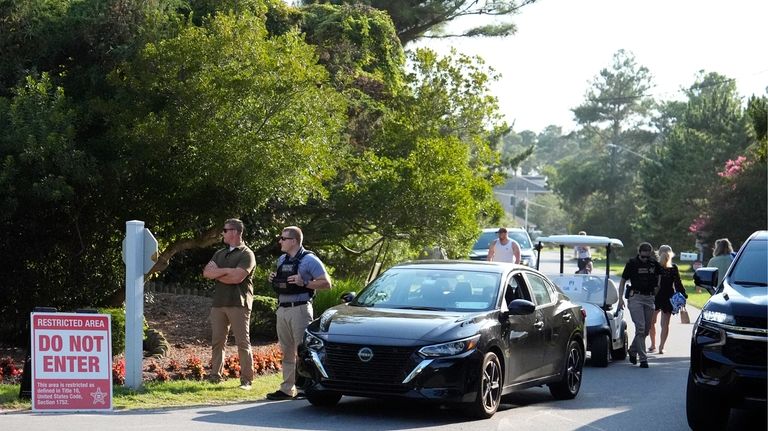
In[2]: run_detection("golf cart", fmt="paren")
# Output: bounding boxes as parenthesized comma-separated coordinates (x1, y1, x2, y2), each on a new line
(534, 235, 628, 367)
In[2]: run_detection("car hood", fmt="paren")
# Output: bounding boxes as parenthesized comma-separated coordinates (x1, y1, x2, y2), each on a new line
(712, 283, 768, 319)
(310, 306, 485, 344)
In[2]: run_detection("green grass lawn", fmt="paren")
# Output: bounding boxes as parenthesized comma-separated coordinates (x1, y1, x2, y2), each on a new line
(0, 373, 282, 412)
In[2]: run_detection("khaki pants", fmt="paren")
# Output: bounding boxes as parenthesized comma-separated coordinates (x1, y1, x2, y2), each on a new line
(276, 303, 313, 396)
(210, 306, 254, 384)
(627, 293, 655, 362)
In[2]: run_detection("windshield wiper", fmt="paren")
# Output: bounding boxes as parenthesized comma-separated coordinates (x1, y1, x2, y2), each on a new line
(396, 306, 446, 311)
(733, 281, 768, 286)
(349, 302, 375, 307)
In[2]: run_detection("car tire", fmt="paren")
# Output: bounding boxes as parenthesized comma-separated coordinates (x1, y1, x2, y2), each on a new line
(590, 334, 610, 367)
(610, 325, 628, 360)
(465, 351, 502, 419)
(686, 370, 729, 430)
(549, 340, 584, 400)
(305, 388, 342, 408)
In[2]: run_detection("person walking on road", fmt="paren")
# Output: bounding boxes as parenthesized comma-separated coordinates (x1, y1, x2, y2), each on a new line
(618, 242, 661, 368)
(649, 245, 688, 354)
(266, 226, 331, 400)
(202, 218, 256, 390)
(487, 227, 521, 264)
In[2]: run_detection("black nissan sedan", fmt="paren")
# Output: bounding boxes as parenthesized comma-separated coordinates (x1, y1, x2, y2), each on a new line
(297, 260, 586, 418)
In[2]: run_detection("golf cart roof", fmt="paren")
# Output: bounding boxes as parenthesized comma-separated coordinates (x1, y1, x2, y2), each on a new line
(536, 235, 624, 248)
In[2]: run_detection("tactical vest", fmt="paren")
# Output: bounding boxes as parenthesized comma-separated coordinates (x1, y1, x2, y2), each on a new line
(272, 250, 315, 296)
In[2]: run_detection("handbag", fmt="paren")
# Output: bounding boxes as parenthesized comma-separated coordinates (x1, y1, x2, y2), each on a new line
(680, 306, 691, 324)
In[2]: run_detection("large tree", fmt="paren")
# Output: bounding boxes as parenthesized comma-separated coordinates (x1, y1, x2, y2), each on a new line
(549, 50, 656, 242)
(302, 0, 537, 45)
(636, 72, 754, 252)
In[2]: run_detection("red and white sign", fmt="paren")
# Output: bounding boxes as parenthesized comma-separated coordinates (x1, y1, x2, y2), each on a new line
(31, 312, 112, 411)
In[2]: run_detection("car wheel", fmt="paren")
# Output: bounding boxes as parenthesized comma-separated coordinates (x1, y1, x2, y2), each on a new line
(549, 340, 584, 400)
(466, 351, 502, 419)
(305, 388, 342, 408)
(590, 334, 610, 367)
(686, 370, 729, 430)
(610, 325, 628, 360)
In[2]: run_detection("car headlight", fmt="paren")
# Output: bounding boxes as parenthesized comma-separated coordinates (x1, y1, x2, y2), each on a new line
(701, 310, 736, 325)
(419, 335, 480, 357)
(304, 331, 324, 351)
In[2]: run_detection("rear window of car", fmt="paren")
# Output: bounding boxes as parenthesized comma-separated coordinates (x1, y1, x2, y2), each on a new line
(729, 239, 768, 286)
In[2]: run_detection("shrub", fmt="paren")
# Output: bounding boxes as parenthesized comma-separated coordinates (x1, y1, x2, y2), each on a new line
(250, 295, 278, 340)
(112, 358, 126, 385)
(100, 307, 126, 356)
(0, 357, 22, 384)
(186, 356, 206, 380)
(312, 276, 366, 315)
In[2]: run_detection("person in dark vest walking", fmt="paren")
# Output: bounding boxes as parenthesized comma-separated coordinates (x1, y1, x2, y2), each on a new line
(617, 242, 661, 368)
(203, 218, 256, 389)
(266, 226, 331, 400)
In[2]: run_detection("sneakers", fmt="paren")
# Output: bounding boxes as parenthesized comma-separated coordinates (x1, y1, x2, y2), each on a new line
(640, 361, 649, 368)
(628, 352, 637, 365)
(266, 390, 295, 401)
(239, 383, 252, 391)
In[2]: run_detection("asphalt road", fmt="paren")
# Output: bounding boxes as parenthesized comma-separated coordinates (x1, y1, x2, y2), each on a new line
(1, 251, 764, 430)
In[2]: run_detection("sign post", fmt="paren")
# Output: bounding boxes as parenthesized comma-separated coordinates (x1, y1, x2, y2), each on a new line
(31, 312, 112, 411)
(123, 220, 158, 389)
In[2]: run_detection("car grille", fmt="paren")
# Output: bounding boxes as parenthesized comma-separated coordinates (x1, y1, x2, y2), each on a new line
(324, 343, 417, 387)
(723, 336, 768, 366)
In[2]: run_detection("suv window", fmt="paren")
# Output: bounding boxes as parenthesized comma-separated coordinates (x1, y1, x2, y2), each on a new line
(729, 239, 768, 286)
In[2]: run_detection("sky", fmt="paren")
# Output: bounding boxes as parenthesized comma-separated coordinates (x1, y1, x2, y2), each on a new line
(412, 0, 768, 133)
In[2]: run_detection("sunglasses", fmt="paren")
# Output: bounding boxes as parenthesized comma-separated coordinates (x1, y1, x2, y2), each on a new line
(279, 236, 295, 241)
(222, 228, 237, 233)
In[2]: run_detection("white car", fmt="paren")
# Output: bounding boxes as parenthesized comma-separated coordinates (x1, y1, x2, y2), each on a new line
(534, 235, 628, 367)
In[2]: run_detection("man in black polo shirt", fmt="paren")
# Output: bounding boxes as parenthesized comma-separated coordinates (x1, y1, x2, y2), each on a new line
(618, 242, 661, 368)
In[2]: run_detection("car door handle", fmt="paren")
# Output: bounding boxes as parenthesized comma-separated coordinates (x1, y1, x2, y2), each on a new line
(534, 321, 544, 329)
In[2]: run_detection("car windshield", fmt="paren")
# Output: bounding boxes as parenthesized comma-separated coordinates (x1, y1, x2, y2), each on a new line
(472, 231, 531, 250)
(729, 240, 768, 286)
(548, 274, 618, 306)
(352, 268, 501, 311)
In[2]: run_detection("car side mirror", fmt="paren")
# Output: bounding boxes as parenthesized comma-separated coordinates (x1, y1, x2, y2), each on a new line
(694, 268, 719, 296)
(507, 299, 536, 316)
(339, 292, 356, 303)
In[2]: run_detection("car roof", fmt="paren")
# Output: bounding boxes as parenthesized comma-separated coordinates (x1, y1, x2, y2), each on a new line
(535, 234, 624, 248)
(392, 259, 526, 274)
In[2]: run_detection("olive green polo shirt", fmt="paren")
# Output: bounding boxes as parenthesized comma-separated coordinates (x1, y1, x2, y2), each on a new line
(210, 244, 256, 309)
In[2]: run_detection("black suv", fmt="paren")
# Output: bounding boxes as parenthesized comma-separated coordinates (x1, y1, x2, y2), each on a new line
(688, 230, 767, 430)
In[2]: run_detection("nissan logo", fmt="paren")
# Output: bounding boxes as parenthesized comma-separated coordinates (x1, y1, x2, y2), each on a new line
(357, 347, 374, 362)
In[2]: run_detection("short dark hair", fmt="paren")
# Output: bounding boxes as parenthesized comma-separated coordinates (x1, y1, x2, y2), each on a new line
(225, 218, 244, 233)
(497, 227, 507, 233)
(638, 242, 653, 253)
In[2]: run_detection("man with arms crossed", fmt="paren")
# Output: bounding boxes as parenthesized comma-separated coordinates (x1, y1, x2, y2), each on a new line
(203, 218, 256, 390)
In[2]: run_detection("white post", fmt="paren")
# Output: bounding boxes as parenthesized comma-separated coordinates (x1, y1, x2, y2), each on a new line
(524, 187, 530, 231)
(124, 220, 145, 389)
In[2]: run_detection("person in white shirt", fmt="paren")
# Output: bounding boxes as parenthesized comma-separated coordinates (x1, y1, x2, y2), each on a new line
(487, 227, 521, 264)
(574, 231, 592, 272)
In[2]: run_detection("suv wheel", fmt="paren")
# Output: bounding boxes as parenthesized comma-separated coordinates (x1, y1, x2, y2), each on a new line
(686, 370, 729, 430)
